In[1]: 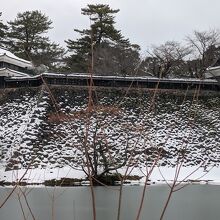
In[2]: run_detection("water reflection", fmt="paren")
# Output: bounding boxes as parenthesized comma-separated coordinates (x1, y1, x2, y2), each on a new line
(0, 185, 220, 220)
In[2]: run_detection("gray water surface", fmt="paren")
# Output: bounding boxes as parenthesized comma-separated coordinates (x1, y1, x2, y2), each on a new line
(0, 185, 220, 220)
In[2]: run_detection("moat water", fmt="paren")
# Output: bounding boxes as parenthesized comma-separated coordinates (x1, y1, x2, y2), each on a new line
(0, 185, 220, 220)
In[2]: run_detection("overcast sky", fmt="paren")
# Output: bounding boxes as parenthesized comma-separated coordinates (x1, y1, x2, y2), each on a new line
(1, 0, 220, 53)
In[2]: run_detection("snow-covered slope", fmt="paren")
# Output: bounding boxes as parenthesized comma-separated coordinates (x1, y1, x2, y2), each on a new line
(0, 87, 219, 183)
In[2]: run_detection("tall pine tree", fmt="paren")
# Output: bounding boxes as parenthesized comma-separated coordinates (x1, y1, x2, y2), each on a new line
(65, 4, 140, 75)
(8, 10, 64, 70)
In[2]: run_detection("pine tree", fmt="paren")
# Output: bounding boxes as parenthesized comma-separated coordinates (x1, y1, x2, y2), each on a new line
(65, 4, 138, 74)
(7, 10, 64, 70)
(80, 4, 127, 45)
(0, 12, 8, 48)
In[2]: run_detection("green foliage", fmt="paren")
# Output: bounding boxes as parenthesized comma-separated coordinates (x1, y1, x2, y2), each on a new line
(7, 10, 52, 58)
(0, 12, 8, 47)
(31, 41, 65, 70)
(80, 4, 127, 45)
(65, 4, 140, 75)
(66, 4, 127, 51)
(7, 10, 65, 70)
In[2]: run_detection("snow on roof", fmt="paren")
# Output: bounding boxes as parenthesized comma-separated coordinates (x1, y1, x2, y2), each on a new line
(0, 67, 29, 77)
(42, 72, 218, 83)
(207, 66, 220, 71)
(0, 47, 32, 68)
(205, 66, 220, 79)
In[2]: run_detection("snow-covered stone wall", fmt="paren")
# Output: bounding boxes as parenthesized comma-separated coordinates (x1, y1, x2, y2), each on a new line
(0, 87, 219, 173)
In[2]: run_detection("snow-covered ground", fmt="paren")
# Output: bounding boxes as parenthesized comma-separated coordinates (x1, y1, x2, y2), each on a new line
(0, 87, 219, 185)
(1, 166, 220, 185)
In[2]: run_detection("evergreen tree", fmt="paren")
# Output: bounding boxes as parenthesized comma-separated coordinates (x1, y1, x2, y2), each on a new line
(7, 10, 64, 70)
(65, 4, 140, 74)
(31, 41, 66, 71)
(0, 12, 8, 48)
